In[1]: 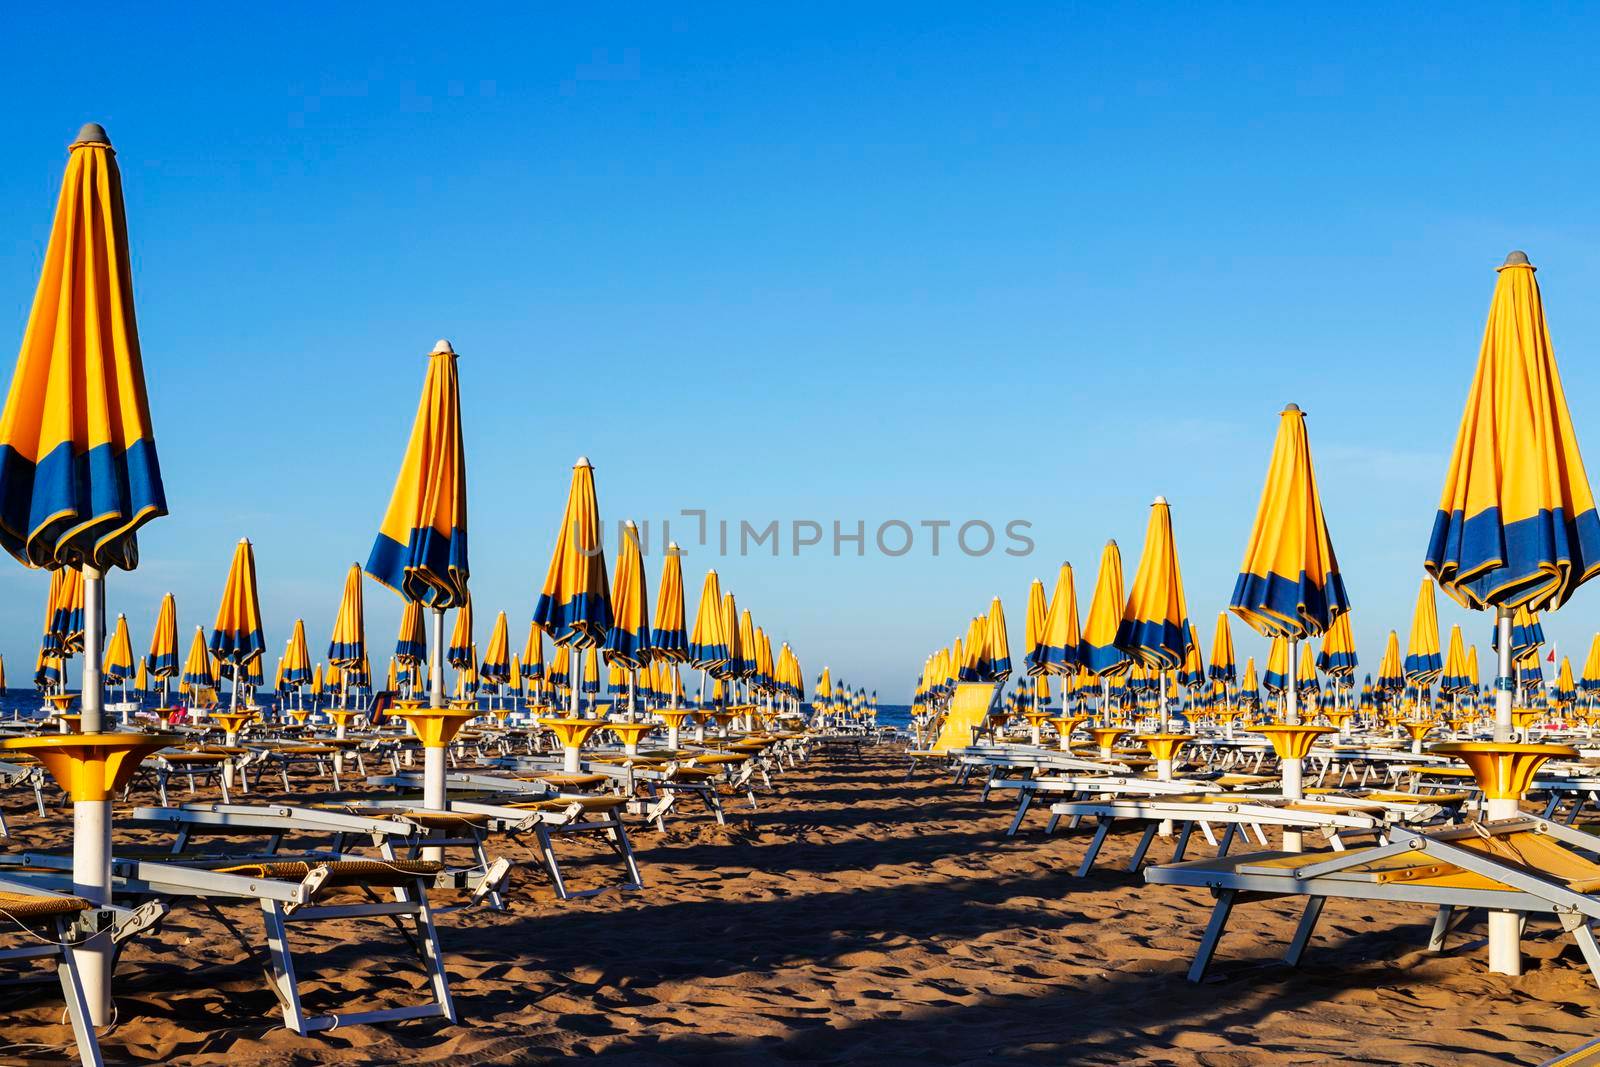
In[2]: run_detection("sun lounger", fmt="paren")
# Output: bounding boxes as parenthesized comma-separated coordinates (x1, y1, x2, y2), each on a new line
(905, 683, 1001, 775)
(1144, 815, 1600, 985)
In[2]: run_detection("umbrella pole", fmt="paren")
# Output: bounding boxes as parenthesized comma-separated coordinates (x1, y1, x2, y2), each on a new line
(1494, 608, 1513, 743)
(81, 567, 105, 734)
(1282, 639, 1305, 852)
(72, 565, 115, 1023)
(429, 609, 446, 710)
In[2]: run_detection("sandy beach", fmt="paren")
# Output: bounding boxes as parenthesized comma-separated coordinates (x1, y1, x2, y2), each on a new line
(0, 744, 1592, 1065)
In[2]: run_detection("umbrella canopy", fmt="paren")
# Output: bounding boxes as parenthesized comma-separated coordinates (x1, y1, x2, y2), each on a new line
(1177, 626, 1205, 689)
(448, 597, 475, 670)
(737, 609, 758, 681)
(509, 654, 521, 694)
(181, 626, 215, 691)
(532, 457, 613, 648)
(581, 646, 600, 695)
(327, 562, 366, 668)
(1032, 564, 1082, 678)
(1556, 657, 1578, 706)
(480, 610, 511, 684)
(1377, 631, 1405, 693)
(1426, 252, 1600, 613)
(44, 566, 85, 656)
(395, 600, 426, 666)
(1404, 579, 1443, 687)
(687, 570, 728, 670)
(522, 622, 546, 681)
(1581, 634, 1600, 693)
(1115, 498, 1192, 671)
(1467, 645, 1482, 692)
(103, 613, 133, 682)
(387, 656, 399, 693)
(1080, 541, 1129, 677)
(365, 340, 468, 608)
(717, 592, 743, 681)
(1494, 604, 1546, 661)
(1316, 610, 1359, 679)
(134, 659, 146, 695)
(1295, 641, 1320, 693)
(1230, 404, 1349, 639)
(1263, 637, 1289, 694)
(959, 615, 988, 682)
(1022, 579, 1048, 677)
(1209, 611, 1237, 685)
(550, 644, 571, 690)
(282, 619, 313, 687)
(1441, 624, 1472, 694)
(651, 543, 689, 662)
(604, 520, 654, 668)
(987, 596, 1012, 681)
(147, 592, 178, 678)
(210, 538, 265, 671)
(35, 651, 63, 691)
(0, 124, 167, 574)
(1239, 657, 1260, 707)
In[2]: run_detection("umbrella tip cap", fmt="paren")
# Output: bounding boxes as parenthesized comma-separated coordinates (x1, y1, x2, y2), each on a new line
(1504, 250, 1531, 267)
(1153, 495, 1168, 506)
(73, 123, 110, 146)
(574, 455, 592, 468)
(1283, 402, 1301, 414)
(430, 339, 456, 355)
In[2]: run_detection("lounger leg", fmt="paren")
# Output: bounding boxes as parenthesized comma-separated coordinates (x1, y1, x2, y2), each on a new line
(55, 920, 105, 1067)
(1172, 821, 1195, 863)
(1188, 889, 1238, 983)
(1076, 819, 1113, 878)
(1006, 791, 1034, 837)
(537, 826, 570, 900)
(612, 819, 645, 889)
(1044, 811, 1062, 835)
(262, 901, 310, 1035)
(406, 880, 458, 1024)
(1218, 823, 1238, 857)
(1569, 921, 1600, 988)
(157, 770, 169, 807)
(1284, 896, 1325, 967)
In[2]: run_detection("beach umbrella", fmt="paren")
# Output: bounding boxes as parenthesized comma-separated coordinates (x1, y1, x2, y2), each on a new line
(1556, 657, 1577, 709)
(1316, 610, 1359, 679)
(45, 566, 86, 657)
(1263, 636, 1289, 695)
(327, 562, 367, 703)
(282, 618, 313, 688)
(386, 656, 399, 695)
(1229, 403, 1349, 734)
(1441, 625, 1472, 694)
(1033, 564, 1083, 682)
(582, 646, 600, 700)
(1377, 631, 1404, 694)
(147, 592, 178, 687)
(103, 613, 133, 686)
(0, 124, 168, 736)
(1426, 252, 1600, 747)
(1238, 657, 1260, 709)
(210, 538, 266, 711)
(550, 644, 571, 691)
(1080, 541, 1130, 679)
(395, 599, 427, 666)
(1403, 579, 1443, 688)
(1467, 645, 1482, 693)
(651, 542, 689, 666)
(522, 621, 546, 701)
(1023, 579, 1049, 677)
(308, 662, 324, 702)
(480, 610, 511, 685)
(718, 592, 744, 689)
(1115, 498, 1192, 729)
(35, 650, 63, 692)
(1507, 605, 1546, 660)
(1580, 635, 1600, 694)
(1209, 612, 1237, 686)
(532, 457, 613, 654)
(447, 595, 475, 671)
(134, 659, 147, 696)
(604, 520, 654, 671)
(738, 609, 759, 687)
(987, 596, 1012, 680)
(181, 626, 215, 694)
(1295, 642, 1320, 694)
(365, 339, 469, 712)
(1177, 625, 1206, 693)
(687, 569, 728, 706)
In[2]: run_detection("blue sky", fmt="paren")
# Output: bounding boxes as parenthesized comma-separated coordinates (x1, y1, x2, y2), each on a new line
(3, 3, 1600, 697)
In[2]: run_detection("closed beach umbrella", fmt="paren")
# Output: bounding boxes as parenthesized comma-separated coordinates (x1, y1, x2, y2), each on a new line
(395, 599, 426, 666)
(480, 610, 511, 684)
(282, 619, 313, 688)
(210, 538, 265, 711)
(1295, 642, 1319, 695)
(45, 566, 86, 657)
(550, 644, 570, 692)
(1033, 564, 1083, 681)
(987, 596, 1012, 681)
(1426, 252, 1600, 744)
(582, 646, 600, 698)
(365, 339, 468, 715)
(0, 124, 168, 741)
(1580, 634, 1600, 694)
(1209, 611, 1237, 686)
(147, 592, 178, 684)
(1178, 625, 1206, 690)
(1441, 625, 1472, 694)
(651, 542, 689, 664)
(532, 457, 613, 651)
(1023, 579, 1048, 677)
(103, 613, 133, 684)
(1376, 631, 1404, 695)
(1556, 657, 1577, 708)
(327, 562, 367, 670)
(1080, 541, 1129, 679)
(1404, 579, 1443, 688)
(604, 520, 654, 670)
(447, 596, 475, 671)
(1316, 610, 1359, 679)
(688, 569, 728, 705)
(1263, 636, 1289, 695)
(1239, 657, 1260, 710)
(718, 592, 744, 689)
(182, 626, 215, 694)
(522, 621, 545, 700)
(1116, 498, 1192, 728)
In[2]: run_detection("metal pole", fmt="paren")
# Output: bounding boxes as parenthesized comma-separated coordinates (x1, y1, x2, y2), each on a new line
(1494, 608, 1514, 742)
(81, 566, 105, 733)
(430, 609, 446, 709)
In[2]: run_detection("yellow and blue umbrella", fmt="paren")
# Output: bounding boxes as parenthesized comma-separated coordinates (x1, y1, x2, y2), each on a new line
(103, 613, 134, 683)
(282, 618, 313, 688)
(1441, 624, 1472, 694)
(1022, 579, 1048, 677)
(581, 646, 600, 696)
(366, 340, 468, 609)
(134, 658, 147, 696)
(688, 569, 728, 671)
(480, 610, 511, 684)
(1580, 634, 1600, 695)
(327, 562, 366, 668)
(395, 599, 426, 666)
(1209, 611, 1237, 686)
(1295, 641, 1320, 695)
(1316, 610, 1358, 679)
(0, 125, 167, 575)
(35, 650, 63, 692)
(549, 644, 571, 691)
(1494, 604, 1545, 663)
(1034, 564, 1082, 678)
(604, 520, 654, 669)
(737, 609, 759, 682)
(447, 595, 475, 670)
(651, 542, 689, 662)
(987, 596, 1011, 680)
(44, 566, 85, 656)
(1263, 636, 1289, 694)
(1230, 404, 1348, 639)
(1376, 630, 1404, 694)
(1177, 625, 1205, 689)
(522, 621, 545, 684)
(1426, 252, 1600, 614)
(147, 592, 178, 679)
(181, 626, 215, 693)
(1080, 541, 1129, 677)
(532, 457, 613, 649)
(1115, 498, 1192, 672)
(210, 538, 265, 707)
(717, 592, 743, 684)
(1555, 656, 1577, 708)
(1238, 657, 1260, 709)
(959, 615, 988, 682)
(1403, 579, 1442, 687)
